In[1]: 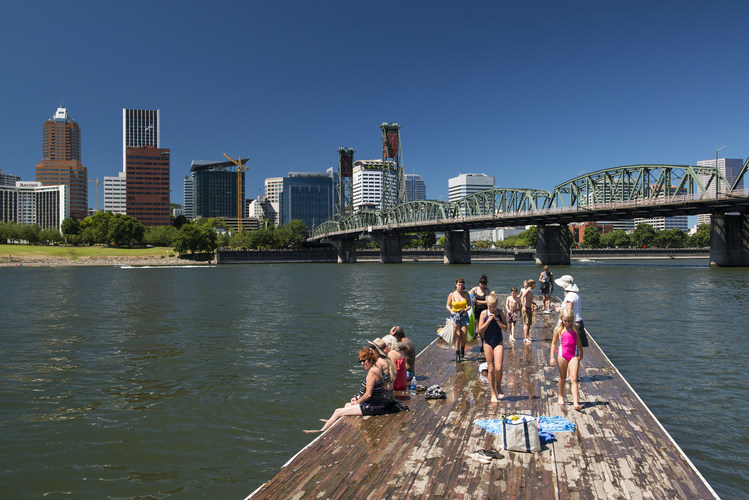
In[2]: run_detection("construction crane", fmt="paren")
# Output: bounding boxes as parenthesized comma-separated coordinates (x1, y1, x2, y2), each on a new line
(88, 177, 103, 211)
(223, 153, 249, 233)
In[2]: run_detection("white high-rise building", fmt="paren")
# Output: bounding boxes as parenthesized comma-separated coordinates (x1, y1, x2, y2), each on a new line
(448, 173, 494, 202)
(122, 109, 160, 172)
(264, 177, 283, 225)
(696, 158, 744, 225)
(634, 216, 689, 232)
(352, 160, 397, 211)
(405, 173, 426, 202)
(0, 181, 68, 230)
(103, 172, 127, 215)
(183, 176, 195, 220)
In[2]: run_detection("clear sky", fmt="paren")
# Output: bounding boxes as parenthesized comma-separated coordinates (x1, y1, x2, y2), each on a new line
(2, 0, 748, 211)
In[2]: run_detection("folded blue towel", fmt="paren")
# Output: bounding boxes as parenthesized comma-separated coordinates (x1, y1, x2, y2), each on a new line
(538, 416, 576, 432)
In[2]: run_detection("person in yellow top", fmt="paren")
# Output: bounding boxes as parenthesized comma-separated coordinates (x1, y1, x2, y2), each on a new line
(446, 277, 471, 362)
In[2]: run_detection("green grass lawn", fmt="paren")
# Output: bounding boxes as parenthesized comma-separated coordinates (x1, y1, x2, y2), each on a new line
(0, 244, 174, 259)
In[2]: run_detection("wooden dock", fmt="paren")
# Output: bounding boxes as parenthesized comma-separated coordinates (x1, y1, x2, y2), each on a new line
(249, 303, 718, 499)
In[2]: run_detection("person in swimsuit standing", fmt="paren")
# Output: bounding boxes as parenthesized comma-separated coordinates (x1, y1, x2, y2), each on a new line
(446, 277, 471, 362)
(304, 348, 389, 433)
(520, 279, 535, 344)
(469, 275, 490, 343)
(539, 265, 553, 313)
(549, 309, 584, 411)
(477, 293, 507, 402)
(505, 286, 521, 343)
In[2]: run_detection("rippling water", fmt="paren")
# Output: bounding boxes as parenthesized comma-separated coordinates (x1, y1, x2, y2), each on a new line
(0, 260, 746, 498)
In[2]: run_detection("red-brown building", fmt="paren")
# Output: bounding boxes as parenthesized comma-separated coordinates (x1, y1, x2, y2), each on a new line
(35, 106, 88, 220)
(570, 221, 614, 244)
(125, 146, 170, 227)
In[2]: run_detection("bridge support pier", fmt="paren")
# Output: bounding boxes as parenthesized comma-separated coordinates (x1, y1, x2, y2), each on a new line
(366, 234, 416, 263)
(443, 230, 471, 264)
(709, 213, 749, 267)
(326, 239, 359, 263)
(535, 224, 571, 265)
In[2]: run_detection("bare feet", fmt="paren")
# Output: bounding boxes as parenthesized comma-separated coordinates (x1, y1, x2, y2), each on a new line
(319, 419, 327, 422)
(524, 338, 532, 344)
(557, 397, 565, 406)
(490, 396, 499, 403)
(303, 429, 322, 434)
(574, 404, 583, 411)
(498, 392, 505, 400)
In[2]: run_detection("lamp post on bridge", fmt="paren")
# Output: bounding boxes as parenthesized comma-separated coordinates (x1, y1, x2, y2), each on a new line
(715, 145, 727, 199)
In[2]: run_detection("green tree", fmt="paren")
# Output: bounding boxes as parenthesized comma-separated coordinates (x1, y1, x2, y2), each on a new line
(653, 228, 687, 248)
(582, 226, 601, 247)
(689, 223, 710, 247)
(173, 222, 218, 254)
(61, 217, 80, 244)
(631, 223, 656, 248)
(522, 226, 537, 247)
(144, 225, 179, 247)
(21, 224, 41, 244)
(610, 229, 631, 248)
(40, 227, 62, 244)
(276, 219, 307, 248)
(171, 214, 188, 229)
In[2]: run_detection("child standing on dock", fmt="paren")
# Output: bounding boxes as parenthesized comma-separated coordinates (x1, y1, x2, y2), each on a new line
(505, 287, 520, 343)
(520, 279, 535, 343)
(549, 309, 583, 411)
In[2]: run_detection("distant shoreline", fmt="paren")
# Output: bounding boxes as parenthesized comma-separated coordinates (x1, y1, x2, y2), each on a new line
(0, 254, 212, 267)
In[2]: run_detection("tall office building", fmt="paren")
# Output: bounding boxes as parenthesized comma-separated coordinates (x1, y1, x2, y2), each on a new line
(352, 160, 397, 211)
(183, 175, 195, 220)
(103, 172, 127, 215)
(405, 173, 426, 202)
(35, 105, 88, 220)
(448, 173, 494, 202)
(280, 173, 333, 232)
(191, 159, 245, 219)
(123, 109, 160, 172)
(0, 181, 68, 230)
(264, 177, 283, 226)
(125, 146, 170, 226)
(696, 158, 744, 225)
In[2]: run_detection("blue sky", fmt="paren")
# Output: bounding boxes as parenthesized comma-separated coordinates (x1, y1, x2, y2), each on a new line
(2, 0, 748, 212)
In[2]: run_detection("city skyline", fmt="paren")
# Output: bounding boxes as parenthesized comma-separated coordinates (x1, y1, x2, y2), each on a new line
(2, 1, 748, 212)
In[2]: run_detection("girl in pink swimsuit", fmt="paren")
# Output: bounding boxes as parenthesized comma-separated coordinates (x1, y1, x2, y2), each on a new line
(550, 309, 584, 410)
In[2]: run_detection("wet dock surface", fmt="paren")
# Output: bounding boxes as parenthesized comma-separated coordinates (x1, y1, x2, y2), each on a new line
(249, 305, 718, 499)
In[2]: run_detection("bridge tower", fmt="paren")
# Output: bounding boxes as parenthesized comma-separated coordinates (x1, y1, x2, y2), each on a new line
(336, 147, 355, 220)
(380, 123, 405, 209)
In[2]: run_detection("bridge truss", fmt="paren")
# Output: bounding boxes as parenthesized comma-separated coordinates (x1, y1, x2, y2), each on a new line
(312, 162, 749, 239)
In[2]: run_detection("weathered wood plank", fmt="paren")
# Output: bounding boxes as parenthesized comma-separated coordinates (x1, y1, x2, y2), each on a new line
(249, 300, 718, 499)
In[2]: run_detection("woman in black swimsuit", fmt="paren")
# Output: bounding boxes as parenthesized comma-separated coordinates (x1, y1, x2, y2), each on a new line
(477, 293, 507, 403)
(304, 348, 388, 433)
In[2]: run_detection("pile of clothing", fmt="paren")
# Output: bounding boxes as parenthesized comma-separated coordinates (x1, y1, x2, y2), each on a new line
(425, 385, 447, 400)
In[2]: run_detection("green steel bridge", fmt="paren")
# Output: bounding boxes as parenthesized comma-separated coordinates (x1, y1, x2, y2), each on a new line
(311, 162, 749, 240)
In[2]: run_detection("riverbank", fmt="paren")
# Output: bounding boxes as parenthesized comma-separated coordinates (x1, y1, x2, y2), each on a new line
(0, 253, 209, 267)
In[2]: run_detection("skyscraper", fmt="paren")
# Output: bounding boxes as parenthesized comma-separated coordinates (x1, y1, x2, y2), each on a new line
(35, 105, 88, 220)
(183, 175, 195, 220)
(280, 173, 334, 232)
(123, 109, 160, 172)
(352, 160, 397, 211)
(125, 146, 170, 226)
(190, 159, 244, 219)
(405, 173, 426, 202)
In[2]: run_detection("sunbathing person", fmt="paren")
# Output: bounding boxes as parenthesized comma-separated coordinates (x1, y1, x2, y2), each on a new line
(304, 348, 390, 434)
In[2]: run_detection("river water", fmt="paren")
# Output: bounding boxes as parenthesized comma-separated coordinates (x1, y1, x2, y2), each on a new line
(1, 260, 746, 498)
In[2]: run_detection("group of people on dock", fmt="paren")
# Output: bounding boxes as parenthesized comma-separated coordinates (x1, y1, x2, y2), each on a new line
(304, 327, 416, 433)
(447, 270, 588, 409)
(305, 269, 589, 433)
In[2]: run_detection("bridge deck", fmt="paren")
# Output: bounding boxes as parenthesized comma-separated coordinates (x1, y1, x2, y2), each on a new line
(249, 302, 717, 499)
